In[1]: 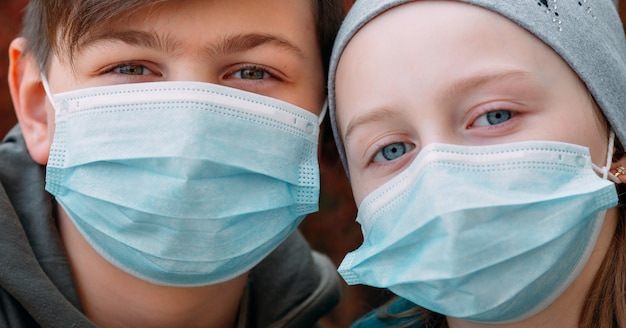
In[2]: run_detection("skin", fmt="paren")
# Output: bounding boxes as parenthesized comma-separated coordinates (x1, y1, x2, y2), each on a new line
(334, 1, 625, 327)
(8, 0, 325, 327)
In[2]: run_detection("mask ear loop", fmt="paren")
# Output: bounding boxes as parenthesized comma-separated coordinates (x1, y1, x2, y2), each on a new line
(593, 130, 621, 184)
(40, 73, 56, 106)
(318, 98, 328, 125)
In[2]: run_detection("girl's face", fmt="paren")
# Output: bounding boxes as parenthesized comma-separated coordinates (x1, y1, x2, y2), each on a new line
(335, 1, 610, 205)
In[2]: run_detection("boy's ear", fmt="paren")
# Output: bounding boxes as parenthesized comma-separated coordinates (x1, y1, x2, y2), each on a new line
(8, 37, 51, 165)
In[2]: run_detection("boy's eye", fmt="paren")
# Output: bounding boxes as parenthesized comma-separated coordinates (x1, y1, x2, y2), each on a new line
(113, 64, 153, 76)
(373, 142, 414, 163)
(231, 67, 271, 80)
(473, 110, 513, 127)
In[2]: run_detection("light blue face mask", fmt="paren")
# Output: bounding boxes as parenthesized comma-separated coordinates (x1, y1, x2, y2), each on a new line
(42, 79, 323, 287)
(338, 140, 619, 322)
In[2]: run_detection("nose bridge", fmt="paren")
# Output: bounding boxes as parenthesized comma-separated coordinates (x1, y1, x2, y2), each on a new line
(419, 130, 452, 149)
(169, 72, 219, 85)
(167, 55, 219, 84)
(414, 109, 459, 150)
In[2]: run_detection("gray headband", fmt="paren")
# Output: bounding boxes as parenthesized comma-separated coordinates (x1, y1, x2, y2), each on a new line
(329, 0, 626, 175)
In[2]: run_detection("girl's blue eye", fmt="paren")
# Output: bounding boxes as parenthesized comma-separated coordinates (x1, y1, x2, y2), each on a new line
(114, 64, 152, 76)
(474, 110, 513, 127)
(373, 142, 413, 163)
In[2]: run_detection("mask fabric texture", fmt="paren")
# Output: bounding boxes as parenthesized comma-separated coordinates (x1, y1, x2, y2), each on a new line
(43, 80, 321, 287)
(338, 141, 618, 323)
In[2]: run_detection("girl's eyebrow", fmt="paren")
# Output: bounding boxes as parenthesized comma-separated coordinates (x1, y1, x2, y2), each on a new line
(344, 107, 402, 141)
(77, 30, 306, 60)
(443, 70, 537, 100)
(342, 70, 538, 142)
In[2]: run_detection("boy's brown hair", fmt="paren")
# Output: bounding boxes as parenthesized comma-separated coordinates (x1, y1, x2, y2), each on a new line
(21, 0, 343, 77)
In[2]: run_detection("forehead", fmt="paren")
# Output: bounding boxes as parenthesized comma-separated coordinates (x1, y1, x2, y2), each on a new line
(62, 0, 317, 57)
(339, 1, 545, 69)
(334, 1, 568, 118)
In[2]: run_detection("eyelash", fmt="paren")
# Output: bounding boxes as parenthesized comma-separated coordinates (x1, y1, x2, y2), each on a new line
(101, 61, 161, 78)
(365, 136, 416, 168)
(100, 62, 280, 81)
(468, 106, 519, 130)
(475, 110, 512, 126)
(372, 142, 413, 163)
(225, 64, 280, 82)
(365, 109, 516, 164)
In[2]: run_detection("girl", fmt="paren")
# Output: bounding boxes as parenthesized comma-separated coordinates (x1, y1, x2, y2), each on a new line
(328, 0, 626, 327)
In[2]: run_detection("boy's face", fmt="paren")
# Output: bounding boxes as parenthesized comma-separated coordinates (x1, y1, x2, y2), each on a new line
(44, 0, 324, 136)
(335, 1, 609, 205)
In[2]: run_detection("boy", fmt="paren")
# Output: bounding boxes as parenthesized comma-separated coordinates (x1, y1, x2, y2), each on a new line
(0, 0, 343, 327)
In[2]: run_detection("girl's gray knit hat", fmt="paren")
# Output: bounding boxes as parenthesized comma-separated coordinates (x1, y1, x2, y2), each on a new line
(328, 0, 626, 174)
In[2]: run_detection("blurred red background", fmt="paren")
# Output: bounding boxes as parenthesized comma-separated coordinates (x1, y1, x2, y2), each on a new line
(0, 0, 27, 134)
(1, 1, 624, 327)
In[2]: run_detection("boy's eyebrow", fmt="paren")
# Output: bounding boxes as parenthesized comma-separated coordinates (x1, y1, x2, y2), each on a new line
(79, 30, 306, 60)
(209, 33, 306, 60)
(78, 30, 182, 55)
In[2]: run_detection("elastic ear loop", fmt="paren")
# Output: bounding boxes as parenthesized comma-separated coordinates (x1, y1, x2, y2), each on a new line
(318, 98, 328, 125)
(593, 130, 621, 184)
(40, 74, 56, 106)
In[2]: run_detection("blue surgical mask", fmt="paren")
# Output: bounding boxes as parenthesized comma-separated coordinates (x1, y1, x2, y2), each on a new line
(42, 79, 322, 287)
(338, 140, 619, 322)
